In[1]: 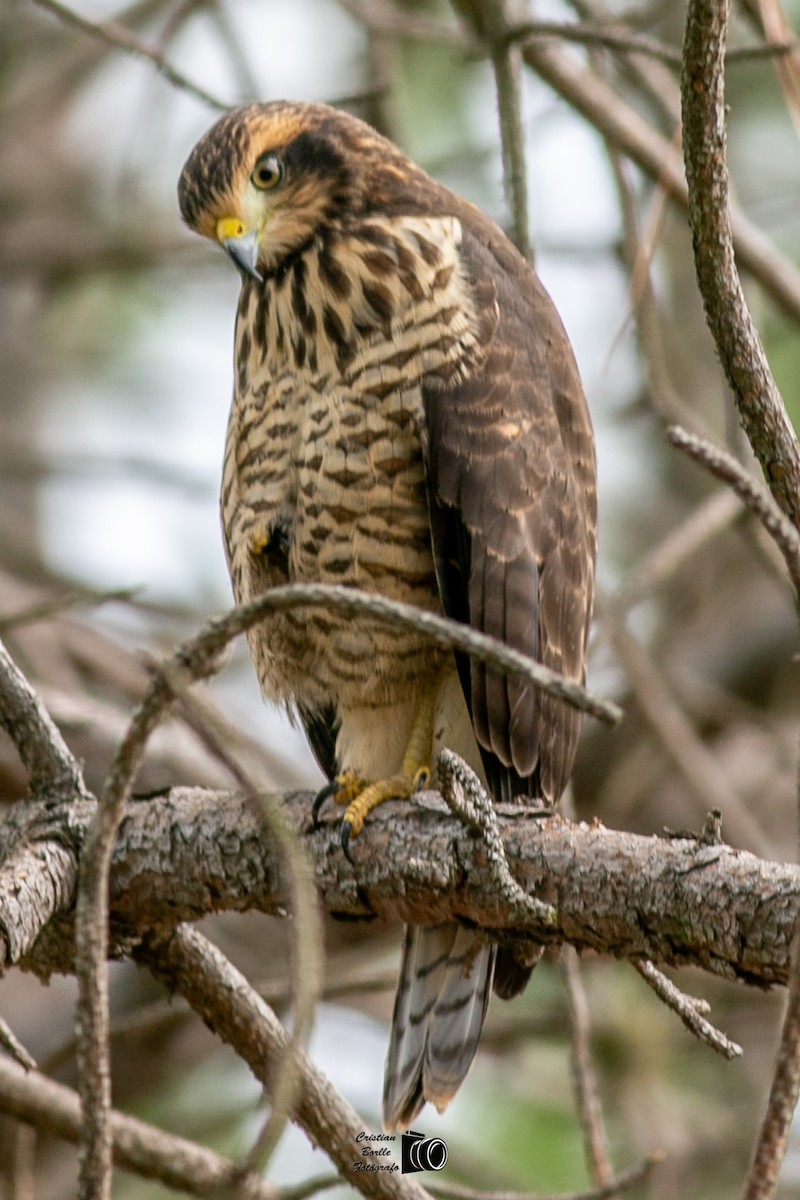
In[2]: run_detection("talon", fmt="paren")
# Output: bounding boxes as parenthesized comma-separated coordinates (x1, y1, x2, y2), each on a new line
(312, 770, 365, 828)
(341, 820, 354, 862)
(413, 766, 430, 792)
(312, 779, 339, 828)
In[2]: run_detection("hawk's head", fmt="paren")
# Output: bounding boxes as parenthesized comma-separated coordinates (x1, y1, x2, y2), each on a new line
(178, 101, 427, 279)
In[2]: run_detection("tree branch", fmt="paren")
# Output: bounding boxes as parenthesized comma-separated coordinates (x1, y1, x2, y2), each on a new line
(741, 930, 800, 1199)
(563, 949, 614, 1187)
(681, 0, 800, 528)
(29, 0, 228, 111)
(164, 665, 324, 1181)
(427, 1153, 665, 1200)
(666, 425, 800, 599)
(456, 6, 800, 326)
(0, 638, 90, 803)
(632, 959, 742, 1059)
(138, 925, 430, 1200)
(454, 0, 533, 260)
(0, 786, 797, 989)
(0, 1058, 279, 1200)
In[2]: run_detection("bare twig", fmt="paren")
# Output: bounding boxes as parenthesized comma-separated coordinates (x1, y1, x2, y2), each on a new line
(427, 1152, 665, 1200)
(0, 1058, 278, 1199)
(203, 2, 261, 103)
(3, 1122, 35, 1200)
(29, 0, 229, 111)
(336, 0, 472, 49)
(612, 490, 743, 614)
(563, 950, 613, 1187)
(345, 0, 797, 66)
(758, 0, 800, 138)
(438, 749, 555, 923)
(681, 0, 800, 528)
(597, 597, 772, 855)
(281, 1177, 341, 1200)
(183, 583, 621, 725)
(75, 669, 176, 1197)
(0, 638, 89, 803)
(741, 929, 800, 1198)
(607, 143, 719, 439)
(517, 33, 800, 326)
(504, 18, 799, 67)
(505, 18, 683, 66)
(633, 960, 742, 1059)
(161, 663, 323, 1180)
(43, 970, 399, 1076)
(494, 46, 532, 259)
(0, 1020, 37, 1073)
(464, 0, 532, 260)
(0, 587, 139, 633)
(666, 426, 800, 600)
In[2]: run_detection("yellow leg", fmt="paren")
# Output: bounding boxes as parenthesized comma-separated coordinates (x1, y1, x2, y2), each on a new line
(401, 686, 435, 778)
(312, 687, 437, 859)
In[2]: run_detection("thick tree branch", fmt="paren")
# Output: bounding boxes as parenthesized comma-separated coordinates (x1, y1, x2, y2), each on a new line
(138, 925, 430, 1200)
(0, 787, 797, 989)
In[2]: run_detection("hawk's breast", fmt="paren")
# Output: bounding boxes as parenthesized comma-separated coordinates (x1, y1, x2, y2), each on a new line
(222, 215, 483, 709)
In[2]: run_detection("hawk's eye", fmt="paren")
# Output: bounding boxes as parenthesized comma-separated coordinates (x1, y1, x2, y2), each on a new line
(251, 153, 283, 191)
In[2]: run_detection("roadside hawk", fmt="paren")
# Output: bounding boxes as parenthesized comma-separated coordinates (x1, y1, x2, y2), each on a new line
(178, 100, 597, 1130)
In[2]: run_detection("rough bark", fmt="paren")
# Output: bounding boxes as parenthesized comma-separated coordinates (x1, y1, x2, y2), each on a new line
(0, 786, 796, 987)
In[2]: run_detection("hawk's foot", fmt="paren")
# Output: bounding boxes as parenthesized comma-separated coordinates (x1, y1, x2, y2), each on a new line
(340, 766, 430, 861)
(311, 767, 430, 860)
(312, 686, 436, 860)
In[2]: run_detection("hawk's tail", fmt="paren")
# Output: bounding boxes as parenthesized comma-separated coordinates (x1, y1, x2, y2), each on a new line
(382, 923, 496, 1131)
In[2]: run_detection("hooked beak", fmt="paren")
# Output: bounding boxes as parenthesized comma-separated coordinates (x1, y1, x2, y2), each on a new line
(215, 217, 263, 282)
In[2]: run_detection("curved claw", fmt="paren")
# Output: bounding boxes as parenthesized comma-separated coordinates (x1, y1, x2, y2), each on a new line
(341, 819, 355, 863)
(312, 779, 339, 829)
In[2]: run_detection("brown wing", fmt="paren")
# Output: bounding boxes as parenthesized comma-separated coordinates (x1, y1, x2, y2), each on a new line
(423, 220, 596, 806)
(297, 701, 340, 783)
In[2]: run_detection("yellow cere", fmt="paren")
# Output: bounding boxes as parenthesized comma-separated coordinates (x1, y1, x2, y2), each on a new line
(216, 217, 247, 243)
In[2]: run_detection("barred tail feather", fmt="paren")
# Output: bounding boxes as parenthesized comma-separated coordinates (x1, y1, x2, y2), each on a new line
(382, 923, 496, 1131)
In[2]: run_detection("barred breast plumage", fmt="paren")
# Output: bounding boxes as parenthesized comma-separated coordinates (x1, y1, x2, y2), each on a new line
(222, 214, 482, 712)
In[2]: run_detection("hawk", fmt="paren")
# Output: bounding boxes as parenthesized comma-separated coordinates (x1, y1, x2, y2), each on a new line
(178, 100, 596, 1130)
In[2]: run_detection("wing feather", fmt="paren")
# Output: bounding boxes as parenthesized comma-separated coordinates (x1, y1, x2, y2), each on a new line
(423, 219, 596, 804)
(297, 701, 340, 781)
